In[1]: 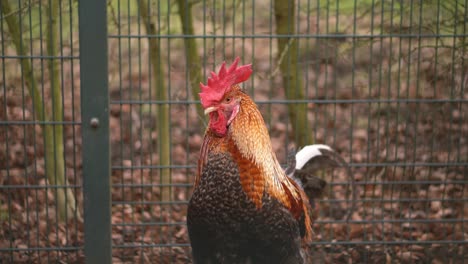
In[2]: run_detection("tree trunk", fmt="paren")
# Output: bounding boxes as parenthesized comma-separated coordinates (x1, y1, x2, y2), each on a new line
(139, 0, 172, 202)
(274, 0, 313, 147)
(1, 0, 80, 221)
(176, 0, 205, 122)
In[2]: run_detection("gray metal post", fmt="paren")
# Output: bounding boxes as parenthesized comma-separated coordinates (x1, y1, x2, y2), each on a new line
(79, 0, 111, 263)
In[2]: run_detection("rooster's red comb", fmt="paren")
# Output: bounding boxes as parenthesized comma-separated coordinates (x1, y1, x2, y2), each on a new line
(199, 57, 252, 108)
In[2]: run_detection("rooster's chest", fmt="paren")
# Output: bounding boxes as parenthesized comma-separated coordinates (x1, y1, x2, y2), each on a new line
(188, 152, 259, 231)
(187, 152, 304, 263)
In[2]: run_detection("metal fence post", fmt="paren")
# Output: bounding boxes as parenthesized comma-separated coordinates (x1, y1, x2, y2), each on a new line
(79, 0, 111, 263)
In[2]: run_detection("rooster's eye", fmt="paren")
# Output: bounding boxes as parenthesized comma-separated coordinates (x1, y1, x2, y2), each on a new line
(225, 97, 231, 103)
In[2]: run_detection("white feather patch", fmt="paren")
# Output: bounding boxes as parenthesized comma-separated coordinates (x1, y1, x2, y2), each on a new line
(295, 144, 333, 170)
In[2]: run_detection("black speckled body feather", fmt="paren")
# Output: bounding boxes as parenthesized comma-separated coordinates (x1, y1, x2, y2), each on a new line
(187, 152, 304, 264)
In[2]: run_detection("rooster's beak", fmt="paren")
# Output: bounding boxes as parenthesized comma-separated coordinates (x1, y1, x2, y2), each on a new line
(204, 107, 217, 115)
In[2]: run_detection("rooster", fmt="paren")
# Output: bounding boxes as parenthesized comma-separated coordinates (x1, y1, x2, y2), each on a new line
(187, 58, 346, 264)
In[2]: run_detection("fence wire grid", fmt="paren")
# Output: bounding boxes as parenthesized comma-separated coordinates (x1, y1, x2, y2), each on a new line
(0, 0, 467, 263)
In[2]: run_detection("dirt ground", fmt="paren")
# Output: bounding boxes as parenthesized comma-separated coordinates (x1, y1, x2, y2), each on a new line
(1, 2, 467, 263)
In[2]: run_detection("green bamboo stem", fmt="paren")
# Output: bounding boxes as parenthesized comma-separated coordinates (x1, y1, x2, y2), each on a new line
(139, 0, 172, 202)
(274, 0, 313, 147)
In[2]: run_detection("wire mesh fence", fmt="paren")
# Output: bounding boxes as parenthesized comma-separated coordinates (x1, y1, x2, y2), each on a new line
(0, 0, 83, 262)
(1, 0, 467, 263)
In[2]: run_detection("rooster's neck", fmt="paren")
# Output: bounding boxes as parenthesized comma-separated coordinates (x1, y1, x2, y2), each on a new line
(227, 98, 302, 210)
(229, 97, 282, 174)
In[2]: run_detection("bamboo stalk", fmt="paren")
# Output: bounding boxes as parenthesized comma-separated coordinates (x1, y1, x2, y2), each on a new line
(139, 0, 172, 202)
(274, 0, 313, 147)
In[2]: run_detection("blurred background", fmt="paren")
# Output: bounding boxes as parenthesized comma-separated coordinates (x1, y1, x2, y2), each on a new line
(0, 0, 466, 263)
